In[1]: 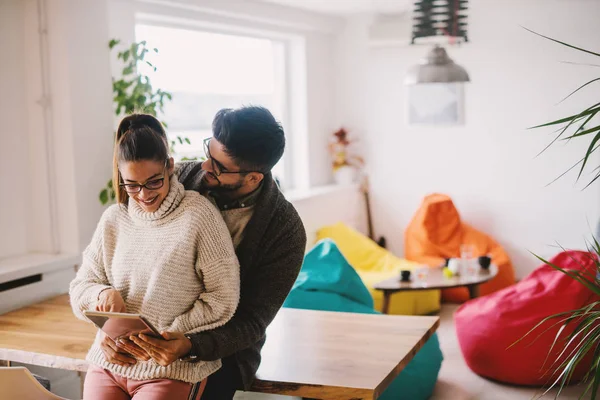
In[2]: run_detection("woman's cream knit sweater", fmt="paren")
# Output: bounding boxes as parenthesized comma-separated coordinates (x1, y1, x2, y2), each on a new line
(69, 177, 239, 383)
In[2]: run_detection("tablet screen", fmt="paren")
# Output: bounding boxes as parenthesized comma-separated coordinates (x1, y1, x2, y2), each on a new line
(84, 311, 161, 342)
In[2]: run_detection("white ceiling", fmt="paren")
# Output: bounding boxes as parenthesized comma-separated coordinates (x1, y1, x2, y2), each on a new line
(258, 0, 411, 16)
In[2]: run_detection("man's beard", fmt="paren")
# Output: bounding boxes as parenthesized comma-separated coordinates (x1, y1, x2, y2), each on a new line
(200, 171, 244, 193)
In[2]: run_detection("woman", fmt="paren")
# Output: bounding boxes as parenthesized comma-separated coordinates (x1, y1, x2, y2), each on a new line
(70, 114, 239, 400)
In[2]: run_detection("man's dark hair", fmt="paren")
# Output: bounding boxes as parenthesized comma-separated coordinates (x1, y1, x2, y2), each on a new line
(212, 106, 285, 173)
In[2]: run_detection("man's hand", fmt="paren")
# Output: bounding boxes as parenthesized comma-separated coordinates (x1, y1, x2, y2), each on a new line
(117, 338, 151, 362)
(96, 288, 126, 313)
(130, 331, 192, 367)
(99, 332, 139, 367)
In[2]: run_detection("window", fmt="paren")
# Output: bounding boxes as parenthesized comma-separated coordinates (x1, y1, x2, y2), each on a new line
(135, 24, 289, 187)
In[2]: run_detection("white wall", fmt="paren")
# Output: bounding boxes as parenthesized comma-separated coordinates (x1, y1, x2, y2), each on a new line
(361, 0, 600, 278)
(333, 16, 371, 137)
(0, 0, 29, 259)
(0, 0, 114, 261)
(46, 0, 115, 252)
(305, 32, 338, 186)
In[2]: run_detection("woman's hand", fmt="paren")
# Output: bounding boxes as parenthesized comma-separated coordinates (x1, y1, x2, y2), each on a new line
(96, 288, 126, 313)
(99, 332, 138, 367)
(130, 331, 192, 367)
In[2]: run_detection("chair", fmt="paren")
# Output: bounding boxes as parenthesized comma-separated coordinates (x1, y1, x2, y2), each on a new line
(455, 251, 598, 385)
(316, 223, 440, 315)
(405, 193, 516, 302)
(0, 367, 69, 400)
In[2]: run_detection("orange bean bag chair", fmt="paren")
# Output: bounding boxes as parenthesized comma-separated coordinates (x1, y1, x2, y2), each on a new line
(405, 193, 515, 302)
(454, 250, 598, 385)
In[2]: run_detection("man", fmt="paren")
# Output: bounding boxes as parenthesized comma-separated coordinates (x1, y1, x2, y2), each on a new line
(100, 106, 307, 398)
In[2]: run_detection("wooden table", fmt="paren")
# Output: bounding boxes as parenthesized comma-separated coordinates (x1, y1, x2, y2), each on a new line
(374, 265, 498, 314)
(0, 295, 439, 400)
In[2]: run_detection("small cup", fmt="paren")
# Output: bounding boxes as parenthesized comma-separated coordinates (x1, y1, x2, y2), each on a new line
(478, 256, 492, 270)
(447, 258, 461, 276)
(400, 270, 412, 282)
(414, 266, 429, 283)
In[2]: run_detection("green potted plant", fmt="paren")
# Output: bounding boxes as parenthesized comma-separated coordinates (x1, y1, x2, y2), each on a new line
(520, 29, 600, 399)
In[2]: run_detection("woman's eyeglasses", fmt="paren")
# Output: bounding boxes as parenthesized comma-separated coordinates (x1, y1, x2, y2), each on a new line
(119, 160, 167, 193)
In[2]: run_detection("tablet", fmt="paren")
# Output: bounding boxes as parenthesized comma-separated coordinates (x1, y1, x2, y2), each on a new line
(83, 310, 162, 342)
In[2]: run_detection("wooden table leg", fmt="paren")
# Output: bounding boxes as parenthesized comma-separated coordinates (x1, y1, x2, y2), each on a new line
(468, 285, 480, 299)
(381, 291, 391, 314)
(0, 360, 11, 367)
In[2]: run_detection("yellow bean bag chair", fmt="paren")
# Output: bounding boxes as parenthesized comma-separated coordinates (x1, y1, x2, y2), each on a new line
(316, 223, 440, 315)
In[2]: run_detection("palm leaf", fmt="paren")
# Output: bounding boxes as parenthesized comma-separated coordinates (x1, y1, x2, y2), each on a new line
(563, 125, 600, 141)
(567, 306, 600, 342)
(551, 317, 599, 371)
(536, 111, 596, 158)
(510, 312, 576, 348)
(561, 61, 600, 68)
(529, 105, 600, 129)
(589, 344, 600, 399)
(565, 110, 600, 146)
(544, 329, 598, 397)
(522, 27, 600, 57)
(531, 253, 600, 295)
(583, 172, 600, 190)
(558, 77, 600, 104)
(525, 29, 600, 399)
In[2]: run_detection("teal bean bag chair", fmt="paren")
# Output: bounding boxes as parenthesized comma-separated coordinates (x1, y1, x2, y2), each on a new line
(284, 239, 443, 400)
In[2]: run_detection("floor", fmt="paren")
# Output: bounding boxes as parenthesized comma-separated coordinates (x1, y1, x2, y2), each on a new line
(234, 305, 594, 400)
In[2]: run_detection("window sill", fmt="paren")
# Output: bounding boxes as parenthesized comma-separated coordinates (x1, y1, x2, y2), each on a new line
(284, 183, 360, 203)
(0, 253, 80, 284)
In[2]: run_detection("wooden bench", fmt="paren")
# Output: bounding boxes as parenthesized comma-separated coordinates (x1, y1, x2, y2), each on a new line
(0, 295, 439, 399)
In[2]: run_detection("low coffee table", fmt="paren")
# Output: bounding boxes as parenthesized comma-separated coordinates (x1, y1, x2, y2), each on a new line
(373, 265, 498, 314)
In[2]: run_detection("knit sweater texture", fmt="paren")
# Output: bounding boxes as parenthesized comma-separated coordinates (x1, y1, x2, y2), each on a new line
(177, 162, 307, 389)
(69, 177, 240, 383)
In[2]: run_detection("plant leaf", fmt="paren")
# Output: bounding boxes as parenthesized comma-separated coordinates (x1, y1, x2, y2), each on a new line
(529, 103, 600, 129)
(109, 39, 120, 49)
(559, 77, 600, 104)
(99, 189, 108, 205)
(577, 133, 600, 180)
(531, 253, 600, 295)
(523, 27, 600, 58)
(583, 171, 600, 190)
(560, 61, 600, 68)
(590, 344, 600, 400)
(563, 124, 600, 141)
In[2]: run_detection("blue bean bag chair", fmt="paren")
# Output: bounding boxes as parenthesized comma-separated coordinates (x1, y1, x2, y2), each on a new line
(284, 239, 443, 400)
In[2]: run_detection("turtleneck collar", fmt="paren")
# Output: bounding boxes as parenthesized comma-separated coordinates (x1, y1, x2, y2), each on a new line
(128, 176, 185, 222)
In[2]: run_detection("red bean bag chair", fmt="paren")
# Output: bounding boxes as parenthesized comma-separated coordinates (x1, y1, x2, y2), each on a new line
(455, 250, 599, 386)
(405, 193, 516, 303)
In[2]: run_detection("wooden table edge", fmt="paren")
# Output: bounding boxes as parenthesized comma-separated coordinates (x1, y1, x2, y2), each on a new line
(372, 316, 441, 398)
(250, 378, 374, 399)
(0, 349, 378, 399)
(0, 348, 89, 372)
